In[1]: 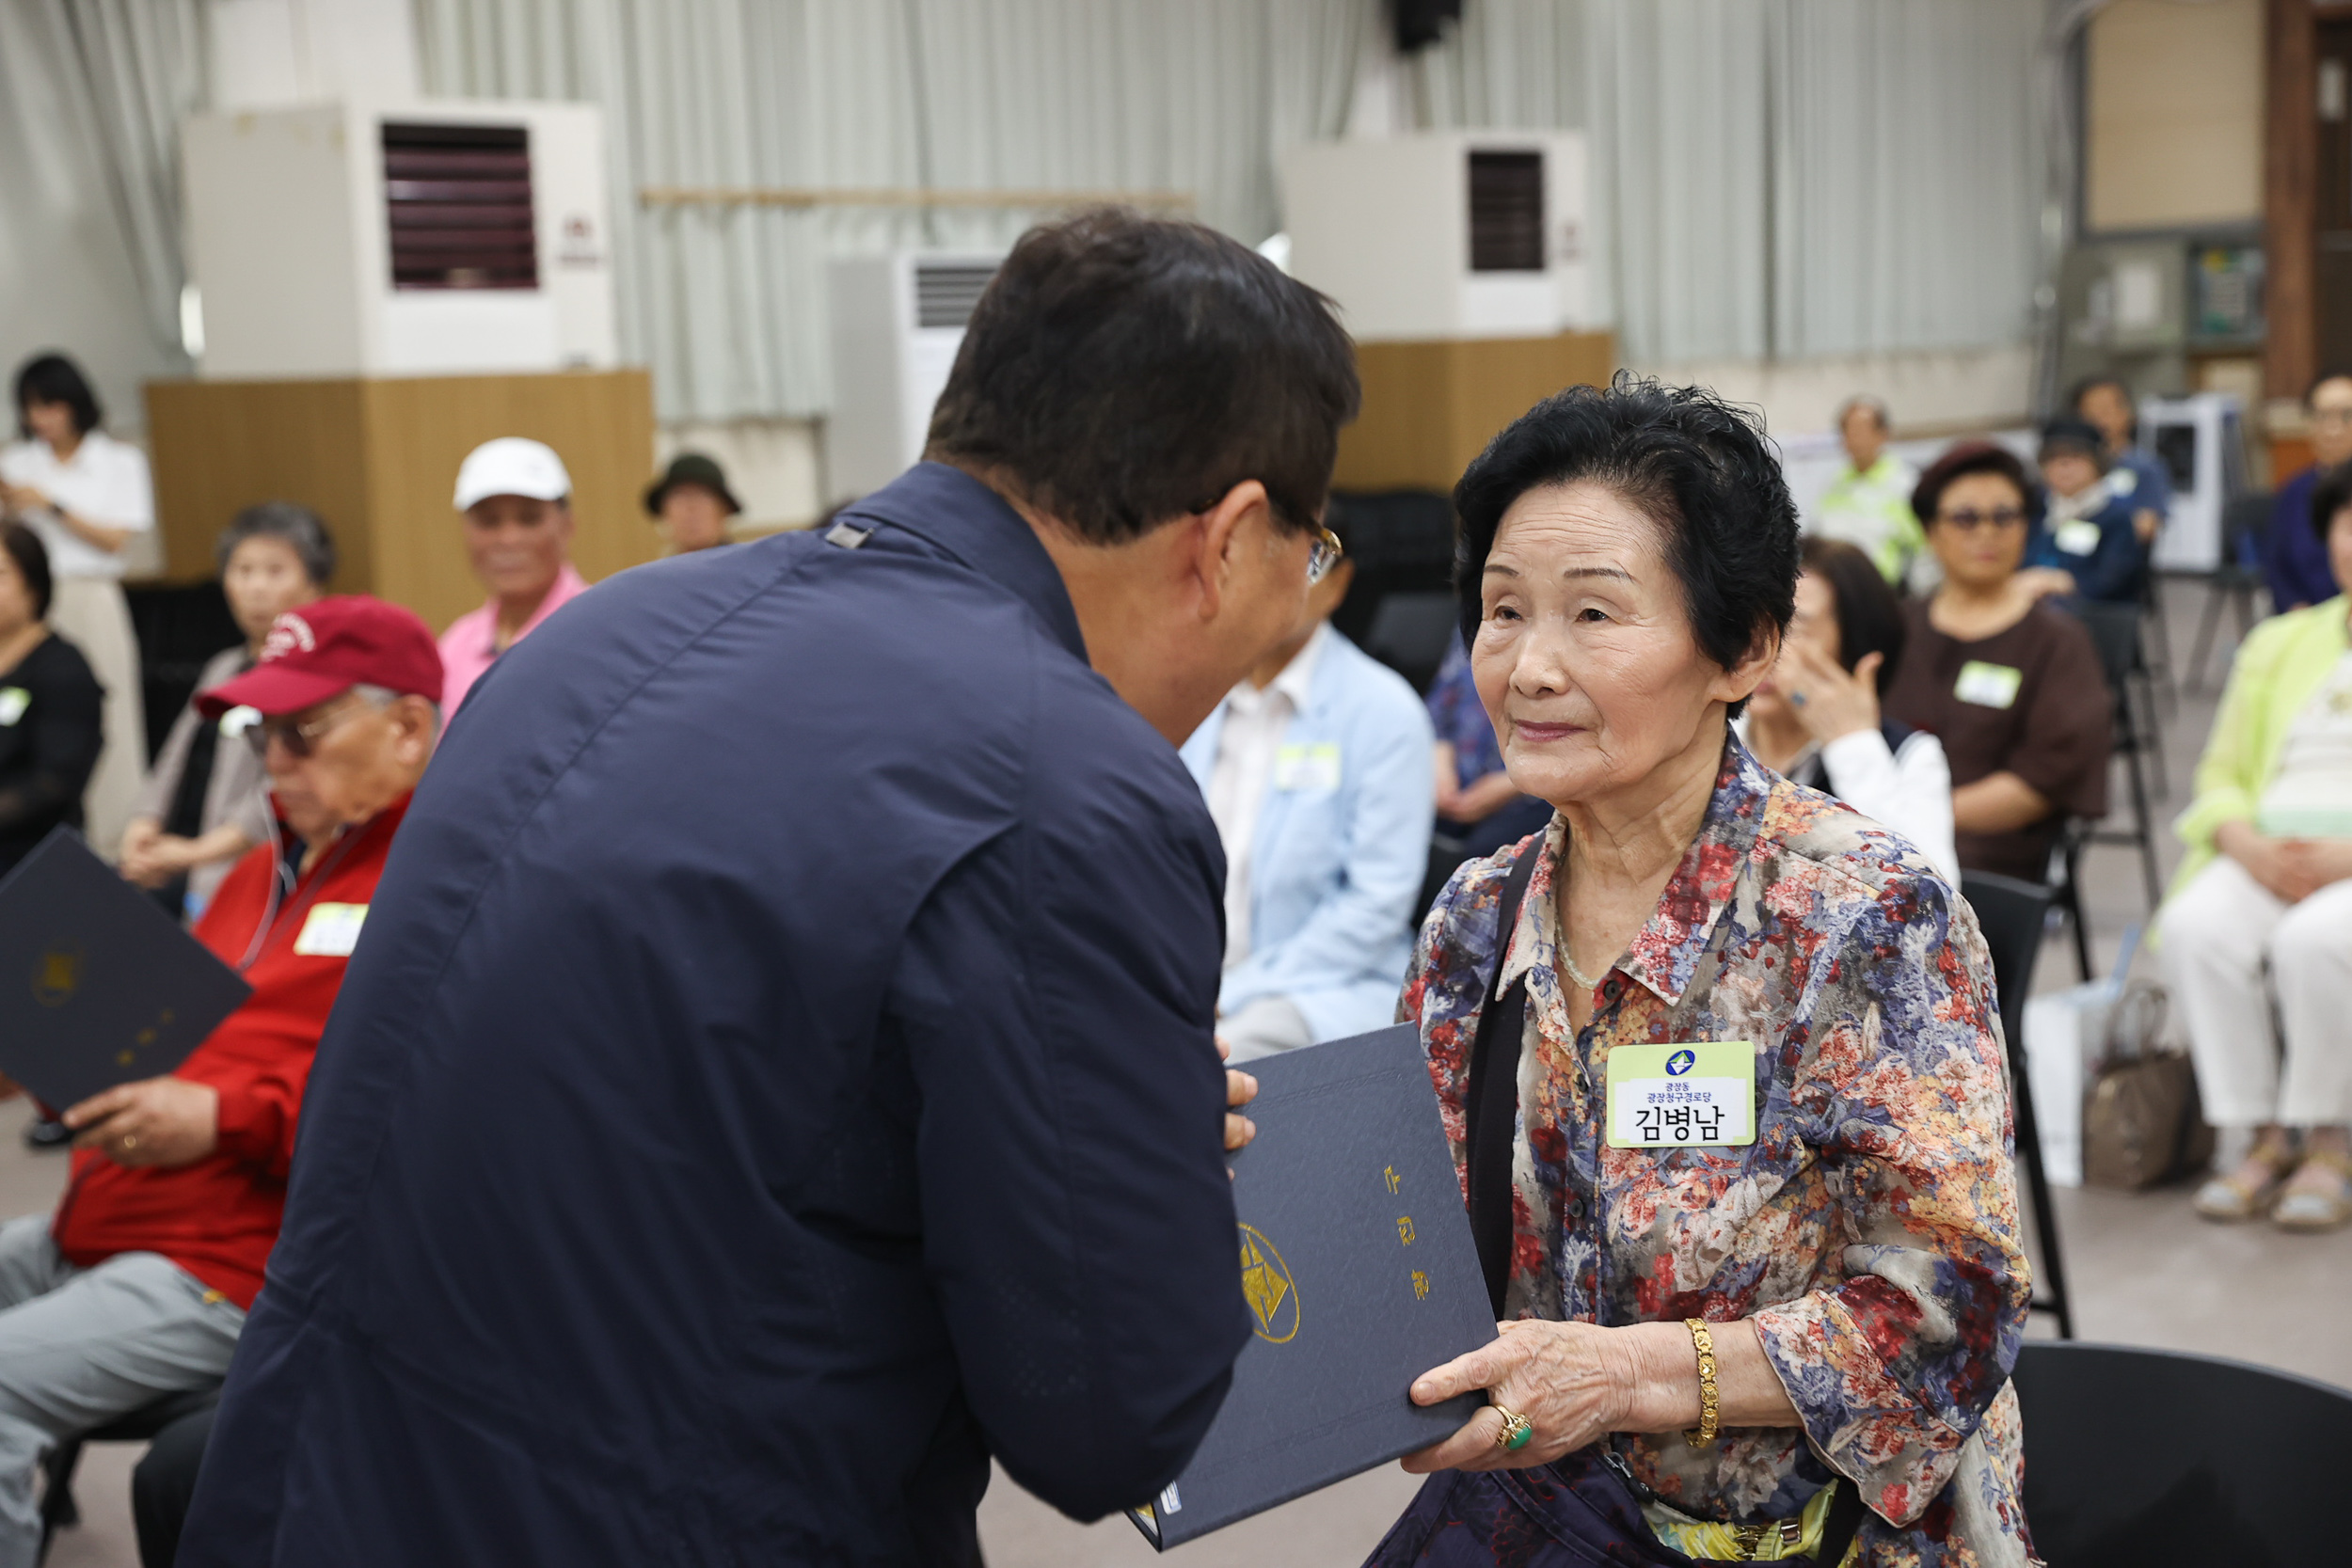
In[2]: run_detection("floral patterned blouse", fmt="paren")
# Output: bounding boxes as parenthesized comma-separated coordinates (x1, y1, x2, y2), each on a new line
(1401, 734, 2033, 1568)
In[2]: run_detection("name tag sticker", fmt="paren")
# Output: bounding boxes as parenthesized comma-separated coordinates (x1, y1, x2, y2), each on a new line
(1605, 1041, 1756, 1148)
(0, 689, 24, 727)
(2054, 518, 2103, 557)
(1954, 660, 2023, 709)
(293, 902, 368, 958)
(1272, 740, 1341, 793)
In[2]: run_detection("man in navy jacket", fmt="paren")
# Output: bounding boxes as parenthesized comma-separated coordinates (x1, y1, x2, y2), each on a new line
(179, 211, 1359, 1567)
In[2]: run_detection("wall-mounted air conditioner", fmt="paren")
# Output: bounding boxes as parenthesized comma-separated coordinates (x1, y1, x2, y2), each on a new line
(1279, 132, 1593, 342)
(824, 253, 1002, 500)
(182, 99, 616, 379)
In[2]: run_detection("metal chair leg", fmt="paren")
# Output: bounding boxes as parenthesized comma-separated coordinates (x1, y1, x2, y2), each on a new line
(2187, 579, 2228, 694)
(2008, 1025, 2076, 1340)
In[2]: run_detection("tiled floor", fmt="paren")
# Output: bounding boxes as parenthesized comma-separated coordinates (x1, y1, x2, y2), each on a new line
(20, 580, 2344, 1566)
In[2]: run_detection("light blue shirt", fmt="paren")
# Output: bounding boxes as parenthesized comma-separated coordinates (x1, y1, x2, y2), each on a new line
(1181, 627, 1436, 1042)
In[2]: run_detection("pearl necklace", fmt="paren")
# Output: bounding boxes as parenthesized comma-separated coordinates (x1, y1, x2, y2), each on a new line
(1559, 941, 1612, 992)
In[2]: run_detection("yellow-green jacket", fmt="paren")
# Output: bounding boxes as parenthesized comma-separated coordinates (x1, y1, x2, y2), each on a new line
(2169, 594, 2351, 900)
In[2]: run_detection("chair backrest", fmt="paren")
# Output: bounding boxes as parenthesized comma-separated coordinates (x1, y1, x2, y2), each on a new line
(2066, 598, 2141, 690)
(1959, 870, 2054, 1051)
(2221, 489, 2273, 562)
(2013, 1340, 2352, 1567)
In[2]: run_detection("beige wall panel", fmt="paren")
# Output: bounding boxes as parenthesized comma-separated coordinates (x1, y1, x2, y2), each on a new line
(2088, 0, 2265, 231)
(144, 378, 374, 588)
(144, 371, 657, 634)
(1334, 332, 1615, 493)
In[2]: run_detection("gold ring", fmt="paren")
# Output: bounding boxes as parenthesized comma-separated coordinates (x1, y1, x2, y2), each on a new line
(1491, 1403, 1534, 1451)
(119, 1134, 136, 1149)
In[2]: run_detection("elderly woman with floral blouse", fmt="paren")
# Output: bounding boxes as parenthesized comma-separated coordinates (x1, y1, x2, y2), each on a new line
(1369, 379, 2030, 1568)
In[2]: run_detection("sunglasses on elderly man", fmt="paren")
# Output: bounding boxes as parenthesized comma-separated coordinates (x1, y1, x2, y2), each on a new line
(244, 697, 368, 760)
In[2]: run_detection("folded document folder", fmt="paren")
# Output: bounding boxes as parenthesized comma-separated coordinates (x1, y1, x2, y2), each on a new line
(0, 828, 251, 1111)
(1128, 1022, 1495, 1548)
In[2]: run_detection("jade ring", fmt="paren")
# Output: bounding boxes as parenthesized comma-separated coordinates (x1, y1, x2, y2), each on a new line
(1492, 1404, 1534, 1452)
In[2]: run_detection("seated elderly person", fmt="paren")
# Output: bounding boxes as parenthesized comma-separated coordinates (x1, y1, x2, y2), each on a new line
(119, 502, 333, 924)
(1182, 512, 1436, 1058)
(2165, 466, 2352, 1231)
(1884, 443, 2111, 882)
(2019, 419, 2141, 606)
(1741, 536, 1959, 881)
(0, 594, 438, 1566)
(1372, 380, 2028, 1568)
(1810, 394, 1923, 586)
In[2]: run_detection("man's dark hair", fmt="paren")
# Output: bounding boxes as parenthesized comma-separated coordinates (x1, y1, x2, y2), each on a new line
(216, 500, 337, 585)
(1, 522, 53, 621)
(2309, 462, 2352, 547)
(12, 354, 102, 440)
(2069, 374, 2135, 432)
(1799, 535, 1905, 699)
(1912, 442, 2037, 525)
(926, 208, 1359, 545)
(1451, 374, 1799, 718)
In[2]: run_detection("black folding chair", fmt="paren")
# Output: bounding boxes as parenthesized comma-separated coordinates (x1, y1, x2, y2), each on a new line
(38, 1386, 219, 1562)
(1959, 870, 2074, 1340)
(2066, 599, 2167, 911)
(2187, 491, 2271, 694)
(2013, 1341, 2352, 1566)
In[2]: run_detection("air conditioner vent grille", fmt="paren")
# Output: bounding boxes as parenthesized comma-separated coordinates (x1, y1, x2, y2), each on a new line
(913, 262, 997, 329)
(1467, 150, 1545, 273)
(384, 122, 538, 291)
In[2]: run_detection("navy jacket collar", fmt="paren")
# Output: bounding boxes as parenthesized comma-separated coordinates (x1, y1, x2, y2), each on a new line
(845, 463, 1088, 662)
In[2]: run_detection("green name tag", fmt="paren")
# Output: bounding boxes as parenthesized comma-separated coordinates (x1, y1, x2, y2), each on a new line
(0, 688, 24, 727)
(1605, 1041, 1756, 1148)
(1954, 660, 2023, 709)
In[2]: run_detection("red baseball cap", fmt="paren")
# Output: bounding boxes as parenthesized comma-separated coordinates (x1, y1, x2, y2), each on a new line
(197, 595, 445, 719)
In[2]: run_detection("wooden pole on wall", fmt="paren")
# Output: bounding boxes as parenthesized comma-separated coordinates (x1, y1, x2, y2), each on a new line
(2267, 0, 2319, 400)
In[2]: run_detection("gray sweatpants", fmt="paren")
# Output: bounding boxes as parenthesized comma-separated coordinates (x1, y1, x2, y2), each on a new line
(0, 1213, 243, 1568)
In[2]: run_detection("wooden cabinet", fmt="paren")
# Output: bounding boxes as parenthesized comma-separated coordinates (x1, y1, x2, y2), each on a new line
(1331, 332, 1615, 494)
(143, 370, 656, 634)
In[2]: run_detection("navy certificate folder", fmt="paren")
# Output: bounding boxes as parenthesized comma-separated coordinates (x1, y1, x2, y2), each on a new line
(1127, 1022, 1495, 1548)
(0, 828, 250, 1111)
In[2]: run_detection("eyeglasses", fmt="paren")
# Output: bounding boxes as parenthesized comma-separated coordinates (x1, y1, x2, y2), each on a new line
(1935, 506, 2027, 531)
(1306, 524, 1345, 585)
(245, 697, 365, 759)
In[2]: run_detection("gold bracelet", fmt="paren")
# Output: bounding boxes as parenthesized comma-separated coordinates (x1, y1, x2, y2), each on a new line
(1683, 1317, 1721, 1447)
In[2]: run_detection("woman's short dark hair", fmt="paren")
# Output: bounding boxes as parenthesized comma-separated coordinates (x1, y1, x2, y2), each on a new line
(1799, 536, 1905, 698)
(2309, 462, 2352, 547)
(12, 354, 102, 439)
(0, 523, 53, 621)
(1451, 375, 1799, 717)
(1911, 442, 2037, 524)
(215, 500, 336, 586)
(926, 207, 1359, 545)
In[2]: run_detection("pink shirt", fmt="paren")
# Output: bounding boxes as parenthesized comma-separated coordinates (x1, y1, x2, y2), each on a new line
(437, 562, 591, 712)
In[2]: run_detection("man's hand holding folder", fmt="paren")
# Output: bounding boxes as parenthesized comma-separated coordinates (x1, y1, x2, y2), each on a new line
(0, 1070, 218, 1168)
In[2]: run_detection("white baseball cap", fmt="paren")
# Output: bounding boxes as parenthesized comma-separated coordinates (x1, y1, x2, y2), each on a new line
(453, 437, 572, 512)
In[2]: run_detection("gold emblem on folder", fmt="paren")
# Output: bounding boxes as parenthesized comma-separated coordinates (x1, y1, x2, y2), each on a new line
(32, 947, 82, 1007)
(1237, 1223, 1299, 1344)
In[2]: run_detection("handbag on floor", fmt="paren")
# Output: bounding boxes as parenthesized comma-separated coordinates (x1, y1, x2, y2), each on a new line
(2080, 982, 2215, 1190)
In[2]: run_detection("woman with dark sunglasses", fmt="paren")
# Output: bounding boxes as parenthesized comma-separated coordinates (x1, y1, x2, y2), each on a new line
(1882, 443, 2113, 882)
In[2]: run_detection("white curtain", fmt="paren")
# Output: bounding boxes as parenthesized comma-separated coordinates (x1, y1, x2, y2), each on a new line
(1771, 0, 2042, 361)
(414, 0, 1368, 423)
(0, 0, 201, 426)
(1421, 0, 2042, 368)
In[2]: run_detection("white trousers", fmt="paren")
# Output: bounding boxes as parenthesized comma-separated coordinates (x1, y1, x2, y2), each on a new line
(1218, 996, 1314, 1064)
(46, 576, 145, 858)
(2161, 856, 2352, 1128)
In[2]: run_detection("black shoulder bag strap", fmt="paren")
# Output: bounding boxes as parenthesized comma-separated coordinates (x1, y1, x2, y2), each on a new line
(1462, 842, 1542, 1319)
(1458, 841, 1871, 1566)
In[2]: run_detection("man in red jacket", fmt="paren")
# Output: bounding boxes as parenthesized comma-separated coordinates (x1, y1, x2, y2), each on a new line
(0, 594, 439, 1568)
